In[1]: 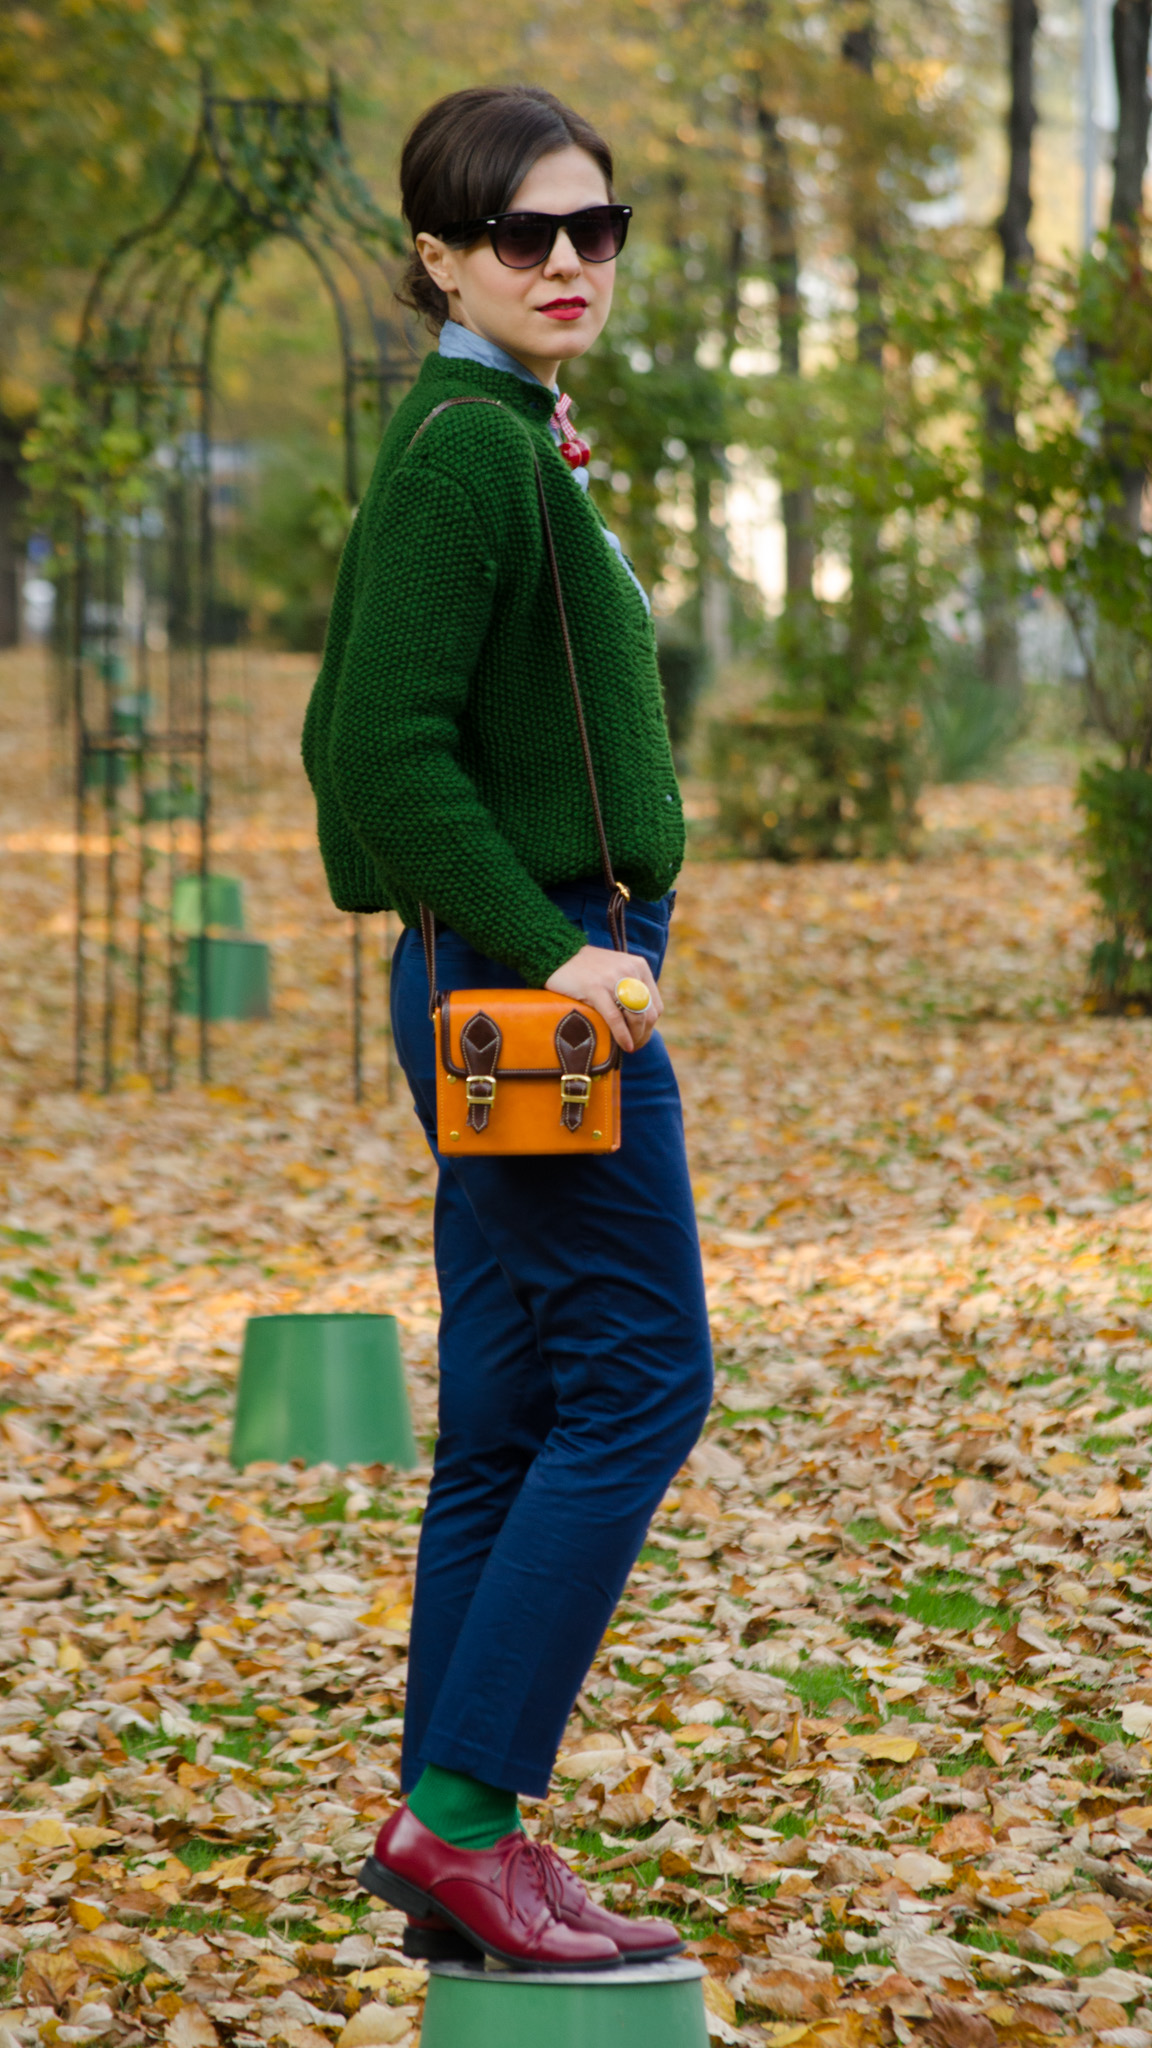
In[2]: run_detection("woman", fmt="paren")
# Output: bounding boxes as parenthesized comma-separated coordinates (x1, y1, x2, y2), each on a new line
(303, 83, 713, 1971)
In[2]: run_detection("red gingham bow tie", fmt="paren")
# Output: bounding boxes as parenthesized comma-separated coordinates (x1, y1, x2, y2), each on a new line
(550, 393, 590, 471)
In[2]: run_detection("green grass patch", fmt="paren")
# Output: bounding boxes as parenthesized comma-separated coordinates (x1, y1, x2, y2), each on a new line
(1084, 1429, 1138, 1455)
(954, 1367, 987, 1399)
(845, 1517, 894, 1547)
(638, 1545, 679, 1569)
(302, 1489, 350, 1524)
(917, 1526, 971, 1553)
(175, 1836, 240, 1874)
(774, 1810, 809, 1839)
(893, 1580, 1004, 1633)
(1100, 1369, 1151, 1409)
(1061, 1715, 1130, 1746)
(119, 1723, 186, 1761)
(774, 1662, 870, 1715)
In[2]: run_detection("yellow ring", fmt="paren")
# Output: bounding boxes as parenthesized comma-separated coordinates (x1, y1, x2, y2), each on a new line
(614, 976, 651, 1014)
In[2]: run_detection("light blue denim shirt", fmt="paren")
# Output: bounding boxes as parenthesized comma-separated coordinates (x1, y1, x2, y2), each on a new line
(437, 321, 650, 612)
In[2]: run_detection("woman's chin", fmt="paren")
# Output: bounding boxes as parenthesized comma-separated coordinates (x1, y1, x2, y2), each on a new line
(540, 321, 601, 360)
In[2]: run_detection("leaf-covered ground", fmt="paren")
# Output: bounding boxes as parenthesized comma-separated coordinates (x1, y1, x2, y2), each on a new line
(2, 649, 1152, 2048)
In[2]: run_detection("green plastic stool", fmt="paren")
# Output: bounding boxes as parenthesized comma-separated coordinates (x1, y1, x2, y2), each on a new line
(176, 934, 269, 1019)
(231, 1313, 418, 1471)
(172, 873, 245, 934)
(419, 1958, 707, 2048)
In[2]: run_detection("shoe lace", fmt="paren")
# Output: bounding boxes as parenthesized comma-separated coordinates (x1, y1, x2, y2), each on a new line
(498, 1833, 566, 1928)
(538, 1841, 579, 1912)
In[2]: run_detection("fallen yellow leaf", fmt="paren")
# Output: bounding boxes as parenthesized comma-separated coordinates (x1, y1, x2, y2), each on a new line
(23, 1815, 72, 1849)
(1030, 1904, 1115, 1951)
(981, 1725, 1013, 1766)
(702, 1974, 738, 2025)
(68, 1900, 106, 1930)
(827, 1733, 920, 1763)
(349, 1967, 427, 1995)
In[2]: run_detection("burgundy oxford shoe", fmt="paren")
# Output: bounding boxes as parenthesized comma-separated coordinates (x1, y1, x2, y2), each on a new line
(537, 1842, 683, 1961)
(359, 1806, 620, 1971)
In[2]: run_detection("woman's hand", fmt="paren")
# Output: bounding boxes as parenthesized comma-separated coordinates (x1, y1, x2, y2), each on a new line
(545, 945, 663, 1053)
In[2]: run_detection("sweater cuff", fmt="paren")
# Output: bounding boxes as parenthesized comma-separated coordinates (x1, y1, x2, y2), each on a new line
(517, 917, 587, 989)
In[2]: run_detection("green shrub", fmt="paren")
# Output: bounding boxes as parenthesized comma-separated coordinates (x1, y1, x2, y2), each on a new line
(655, 636, 707, 770)
(232, 444, 350, 652)
(707, 708, 922, 860)
(921, 635, 1025, 783)
(1079, 761, 1152, 1009)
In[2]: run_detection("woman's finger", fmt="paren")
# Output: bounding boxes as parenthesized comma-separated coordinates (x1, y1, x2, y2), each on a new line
(591, 988, 636, 1053)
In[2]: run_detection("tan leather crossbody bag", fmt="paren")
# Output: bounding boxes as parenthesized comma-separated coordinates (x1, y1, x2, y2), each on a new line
(409, 396, 631, 1157)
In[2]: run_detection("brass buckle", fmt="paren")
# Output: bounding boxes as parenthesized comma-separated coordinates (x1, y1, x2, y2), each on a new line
(559, 1073, 592, 1105)
(465, 1075, 497, 1106)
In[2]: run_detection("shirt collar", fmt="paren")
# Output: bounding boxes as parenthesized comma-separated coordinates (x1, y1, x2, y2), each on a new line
(438, 320, 559, 397)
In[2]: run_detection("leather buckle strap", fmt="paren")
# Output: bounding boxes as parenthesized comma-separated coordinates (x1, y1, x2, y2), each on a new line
(460, 1011, 502, 1131)
(555, 1009, 597, 1130)
(420, 904, 441, 1020)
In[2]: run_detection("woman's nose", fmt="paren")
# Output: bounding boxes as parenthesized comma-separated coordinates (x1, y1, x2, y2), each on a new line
(542, 230, 583, 278)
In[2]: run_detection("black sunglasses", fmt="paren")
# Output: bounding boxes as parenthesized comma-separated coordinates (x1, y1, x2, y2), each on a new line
(436, 204, 632, 270)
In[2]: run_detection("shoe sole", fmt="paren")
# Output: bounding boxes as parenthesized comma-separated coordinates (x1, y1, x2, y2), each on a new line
(358, 1855, 623, 1973)
(400, 1911, 682, 1966)
(401, 1919, 683, 1967)
(402, 1921, 482, 1963)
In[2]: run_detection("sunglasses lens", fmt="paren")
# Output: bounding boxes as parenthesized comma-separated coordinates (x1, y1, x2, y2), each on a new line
(569, 209, 627, 262)
(492, 216, 554, 268)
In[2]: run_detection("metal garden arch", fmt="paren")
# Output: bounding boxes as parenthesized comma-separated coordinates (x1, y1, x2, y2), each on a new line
(70, 76, 410, 1095)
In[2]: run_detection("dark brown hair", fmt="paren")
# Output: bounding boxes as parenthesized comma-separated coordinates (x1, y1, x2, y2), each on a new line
(397, 85, 615, 333)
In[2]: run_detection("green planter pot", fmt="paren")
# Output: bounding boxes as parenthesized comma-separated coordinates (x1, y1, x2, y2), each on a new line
(84, 749, 129, 791)
(172, 873, 245, 935)
(112, 692, 152, 737)
(419, 1959, 707, 2048)
(231, 1313, 417, 1471)
(144, 784, 201, 821)
(176, 935, 269, 1019)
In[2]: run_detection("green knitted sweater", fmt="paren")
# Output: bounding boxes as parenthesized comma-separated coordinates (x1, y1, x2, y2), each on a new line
(301, 352, 684, 987)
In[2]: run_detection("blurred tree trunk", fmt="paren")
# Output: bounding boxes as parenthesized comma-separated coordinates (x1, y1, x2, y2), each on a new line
(979, 0, 1038, 696)
(757, 97, 814, 604)
(841, 6, 886, 677)
(1108, 0, 1151, 535)
(0, 419, 25, 648)
(740, 1, 812, 608)
(1110, 0, 1152, 230)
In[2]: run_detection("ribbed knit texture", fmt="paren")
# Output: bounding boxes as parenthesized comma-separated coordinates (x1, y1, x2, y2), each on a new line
(301, 353, 684, 987)
(407, 1763, 520, 1851)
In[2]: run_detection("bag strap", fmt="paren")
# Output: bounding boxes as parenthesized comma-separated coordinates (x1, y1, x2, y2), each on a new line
(406, 395, 629, 1012)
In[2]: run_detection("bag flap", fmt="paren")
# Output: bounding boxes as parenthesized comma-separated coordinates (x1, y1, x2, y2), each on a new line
(441, 989, 618, 1078)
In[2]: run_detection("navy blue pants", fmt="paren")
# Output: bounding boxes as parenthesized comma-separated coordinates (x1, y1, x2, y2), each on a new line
(389, 883, 713, 1799)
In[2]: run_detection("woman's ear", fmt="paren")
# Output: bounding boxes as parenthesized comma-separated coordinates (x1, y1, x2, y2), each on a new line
(415, 233, 459, 298)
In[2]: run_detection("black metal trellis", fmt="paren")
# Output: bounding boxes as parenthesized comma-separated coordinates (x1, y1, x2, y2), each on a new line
(70, 76, 411, 1097)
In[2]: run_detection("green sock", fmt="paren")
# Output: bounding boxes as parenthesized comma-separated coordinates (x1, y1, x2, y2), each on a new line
(407, 1763, 520, 1851)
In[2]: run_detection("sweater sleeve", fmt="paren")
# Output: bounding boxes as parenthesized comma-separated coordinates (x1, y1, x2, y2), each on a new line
(327, 456, 587, 986)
